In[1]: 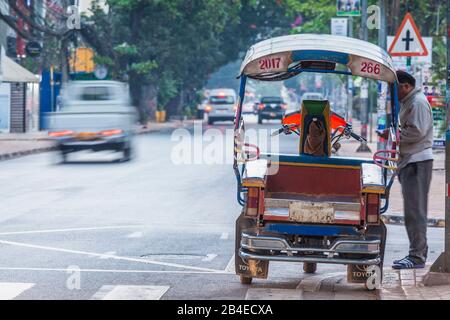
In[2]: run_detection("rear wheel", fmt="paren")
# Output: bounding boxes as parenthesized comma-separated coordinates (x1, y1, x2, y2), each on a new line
(240, 276, 253, 285)
(208, 118, 214, 125)
(121, 147, 131, 162)
(258, 116, 262, 124)
(60, 151, 68, 163)
(303, 262, 317, 274)
(346, 221, 387, 290)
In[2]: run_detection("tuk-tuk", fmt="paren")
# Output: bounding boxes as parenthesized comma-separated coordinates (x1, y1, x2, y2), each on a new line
(233, 34, 399, 290)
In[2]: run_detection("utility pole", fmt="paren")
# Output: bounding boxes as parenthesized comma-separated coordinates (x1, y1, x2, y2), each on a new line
(378, 0, 387, 50)
(424, 0, 450, 285)
(376, 0, 387, 152)
(357, 0, 371, 152)
(15, 0, 25, 61)
(60, 0, 71, 84)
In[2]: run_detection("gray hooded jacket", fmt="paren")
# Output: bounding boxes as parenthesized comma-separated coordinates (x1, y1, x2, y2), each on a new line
(398, 87, 433, 168)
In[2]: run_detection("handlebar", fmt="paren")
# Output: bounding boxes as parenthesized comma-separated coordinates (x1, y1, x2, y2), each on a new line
(350, 131, 366, 143)
(373, 149, 398, 170)
(271, 127, 285, 137)
(273, 123, 365, 142)
(271, 124, 298, 137)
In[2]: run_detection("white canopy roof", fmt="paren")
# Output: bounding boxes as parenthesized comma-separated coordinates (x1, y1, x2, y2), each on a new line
(240, 34, 397, 83)
(1, 55, 39, 83)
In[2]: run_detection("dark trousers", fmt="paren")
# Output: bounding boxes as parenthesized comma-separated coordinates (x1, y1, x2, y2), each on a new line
(398, 160, 433, 264)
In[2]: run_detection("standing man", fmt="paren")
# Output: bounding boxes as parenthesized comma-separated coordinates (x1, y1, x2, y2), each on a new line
(393, 70, 434, 269)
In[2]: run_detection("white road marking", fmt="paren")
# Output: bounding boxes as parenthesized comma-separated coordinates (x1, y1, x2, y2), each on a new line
(0, 282, 35, 300)
(245, 288, 303, 300)
(92, 285, 170, 300)
(0, 239, 223, 273)
(201, 254, 217, 262)
(99, 251, 117, 259)
(220, 232, 229, 240)
(126, 231, 143, 239)
(0, 225, 139, 236)
(0, 267, 233, 275)
(224, 254, 235, 273)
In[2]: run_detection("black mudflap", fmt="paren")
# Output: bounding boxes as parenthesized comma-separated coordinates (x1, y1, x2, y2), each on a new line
(347, 221, 387, 286)
(235, 213, 269, 279)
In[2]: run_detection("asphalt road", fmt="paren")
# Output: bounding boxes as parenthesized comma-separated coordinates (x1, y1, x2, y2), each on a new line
(0, 116, 444, 300)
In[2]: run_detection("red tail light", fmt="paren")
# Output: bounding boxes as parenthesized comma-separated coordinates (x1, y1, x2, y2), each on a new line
(258, 103, 265, 110)
(367, 194, 380, 224)
(100, 129, 123, 136)
(205, 105, 212, 113)
(246, 188, 259, 217)
(281, 104, 287, 110)
(49, 130, 74, 137)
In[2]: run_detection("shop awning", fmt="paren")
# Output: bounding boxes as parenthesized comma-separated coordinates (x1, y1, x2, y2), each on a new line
(1, 55, 39, 83)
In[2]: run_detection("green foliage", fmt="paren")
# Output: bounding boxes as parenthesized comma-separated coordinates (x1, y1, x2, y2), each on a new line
(93, 55, 115, 66)
(431, 37, 446, 85)
(113, 43, 139, 56)
(130, 60, 158, 75)
(157, 72, 179, 110)
(84, 0, 446, 119)
(285, 0, 336, 34)
(84, 0, 298, 117)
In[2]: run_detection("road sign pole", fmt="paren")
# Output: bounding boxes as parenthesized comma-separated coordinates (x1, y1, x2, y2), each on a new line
(406, 56, 412, 73)
(347, 17, 353, 123)
(423, 0, 450, 286)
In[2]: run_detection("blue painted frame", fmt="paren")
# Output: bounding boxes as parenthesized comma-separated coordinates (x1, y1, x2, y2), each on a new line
(262, 153, 373, 167)
(233, 53, 401, 209)
(265, 223, 360, 237)
(286, 68, 353, 76)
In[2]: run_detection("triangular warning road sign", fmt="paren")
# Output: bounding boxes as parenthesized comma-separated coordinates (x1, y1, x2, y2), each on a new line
(388, 13, 428, 57)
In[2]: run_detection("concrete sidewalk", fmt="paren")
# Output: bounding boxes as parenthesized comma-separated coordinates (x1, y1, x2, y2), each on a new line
(380, 266, 450, 300)
(296, 265, 450, 300)
(338, 120, 445, 226)
(0, 121, 180, 161)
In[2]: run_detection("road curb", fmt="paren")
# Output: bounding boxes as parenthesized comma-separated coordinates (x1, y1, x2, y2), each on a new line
(381, 214, 445, 228)
(0, 124, 178, 162)
(0, 146, 59, 162)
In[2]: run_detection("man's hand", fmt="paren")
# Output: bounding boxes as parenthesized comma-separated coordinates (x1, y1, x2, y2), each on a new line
(377, 129, 389, 140)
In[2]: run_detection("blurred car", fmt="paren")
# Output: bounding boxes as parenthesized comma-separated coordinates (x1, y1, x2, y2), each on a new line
(300, 92, 324, 101)
(46, 81, 137, 162)
(257, 96, 287, 124)
(205, 89, 237, 125)
(242, 101, 257, 114)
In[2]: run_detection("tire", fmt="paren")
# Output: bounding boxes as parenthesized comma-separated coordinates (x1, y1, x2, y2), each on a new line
(240, 276, 253, 285)
(346, 221, 387, 289)
(258, 116, 262, 124)
(60, 151, 68, 163)
(121, 147, 131, 162)
(197, 110, 204, 120)
(303, 262, 317, 274)
(235, 213, 269, 282)
(367, 221, 387, 280)
(208, 118, 214, 125)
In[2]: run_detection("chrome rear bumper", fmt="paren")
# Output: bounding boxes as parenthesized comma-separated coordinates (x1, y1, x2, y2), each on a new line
(239, 232, 381, 266)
